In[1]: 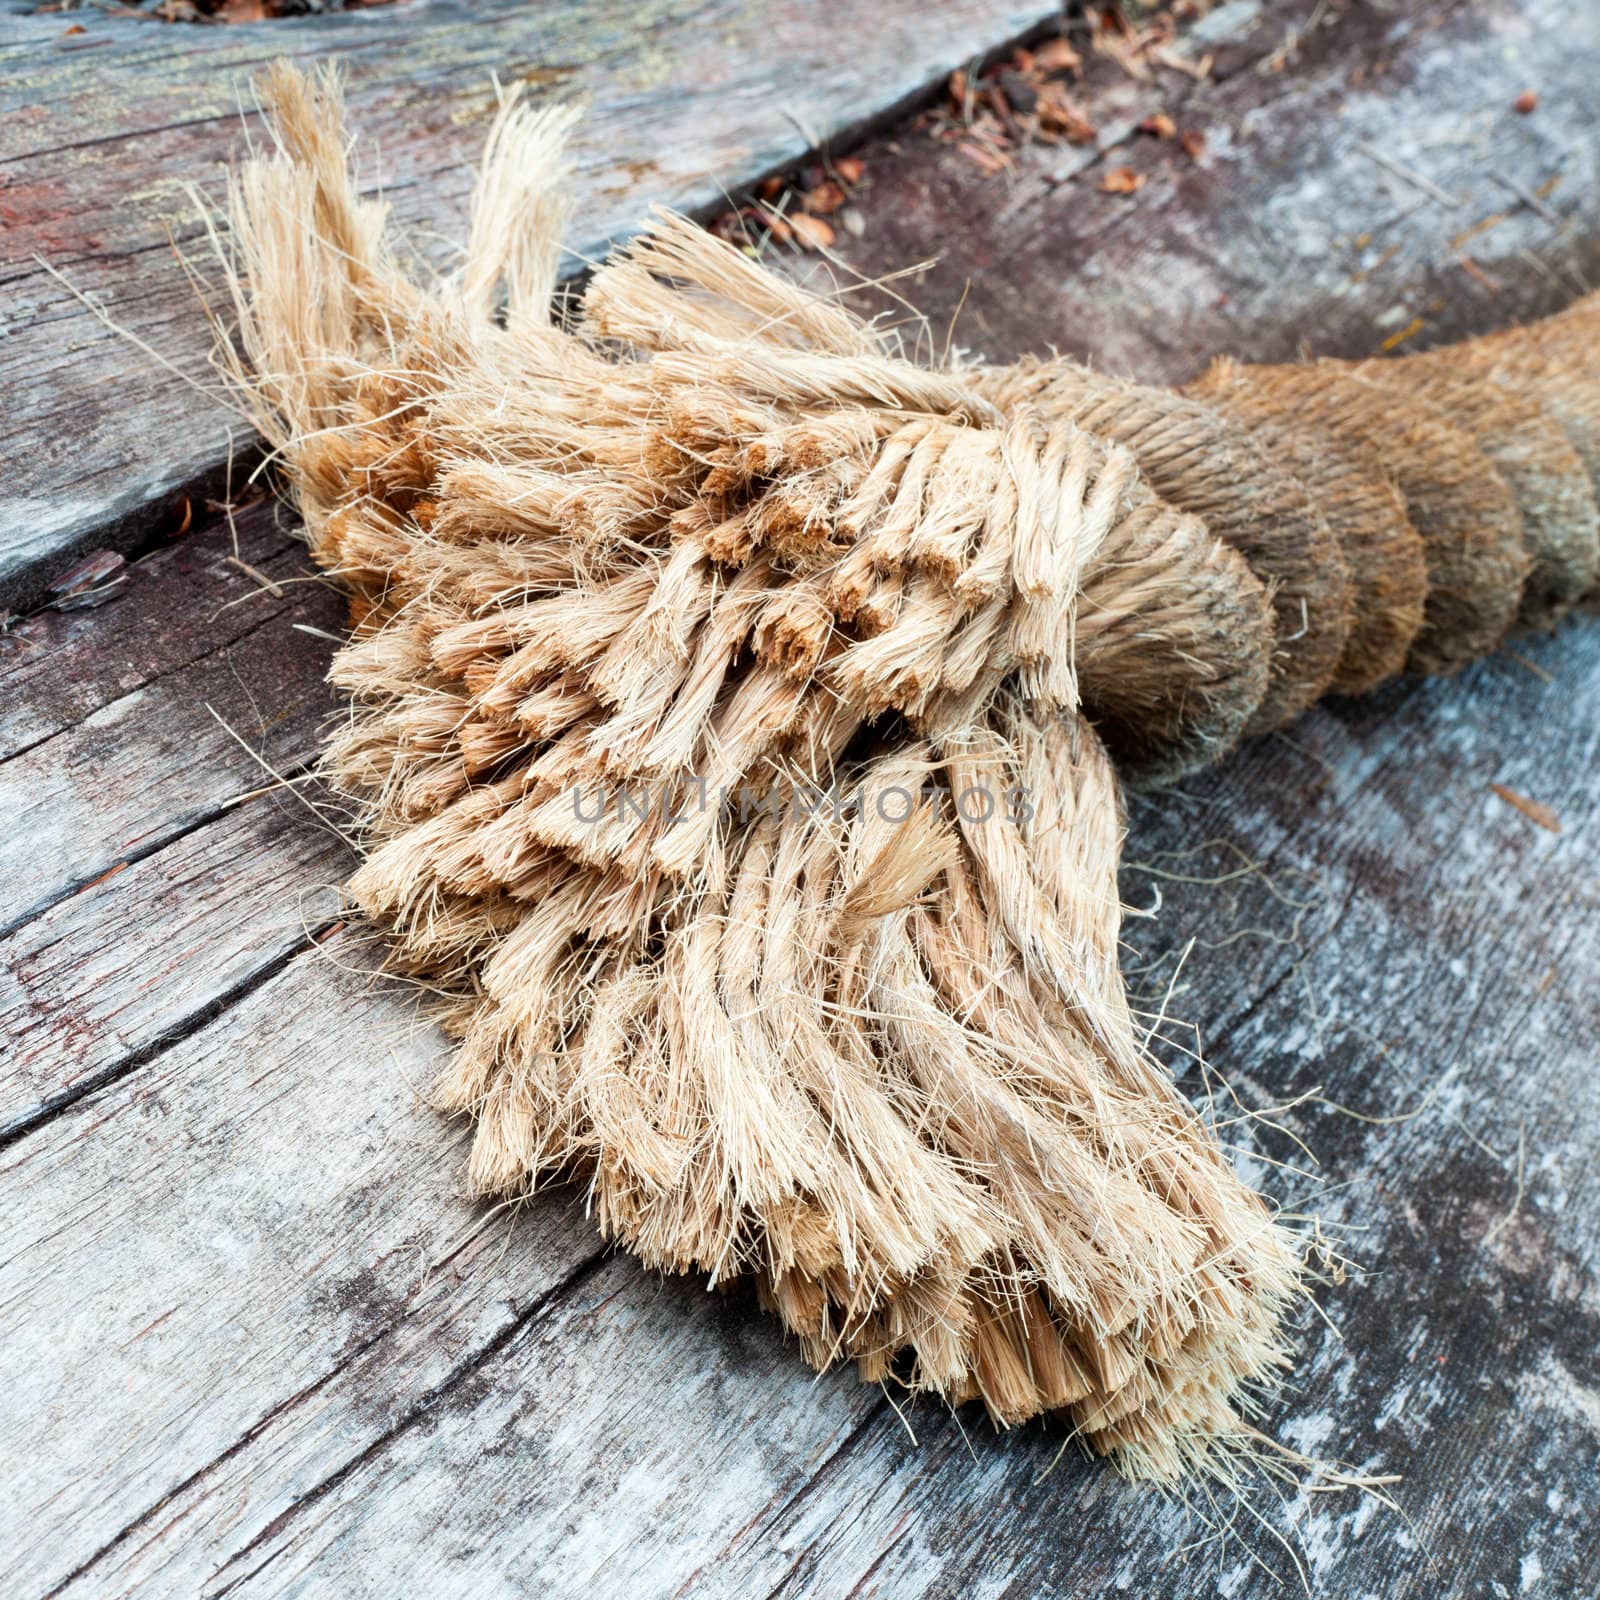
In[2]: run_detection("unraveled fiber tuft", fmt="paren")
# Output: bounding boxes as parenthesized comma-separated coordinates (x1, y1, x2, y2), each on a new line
(218, 64, 1596, 1481)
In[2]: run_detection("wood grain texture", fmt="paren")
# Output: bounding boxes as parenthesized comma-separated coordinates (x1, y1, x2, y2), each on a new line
(0, 537, 337, 931)
(0, 935, 604, 1599)
(0, 0, 1059, 612)
(0, 795, 347, 1134)
(773, 0, 1600, 384)
(2, 2, 1599, 1596)
(3, 581, 1595, 1600)
(0, 501, 307, 762)
(0, 505, 348, 1132)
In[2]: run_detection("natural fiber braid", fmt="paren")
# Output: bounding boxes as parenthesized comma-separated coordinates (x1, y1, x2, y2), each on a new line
(1192, 360, 1531, 677)
(989, 313, 1600, 783)
(1352, 350, 1599, 628)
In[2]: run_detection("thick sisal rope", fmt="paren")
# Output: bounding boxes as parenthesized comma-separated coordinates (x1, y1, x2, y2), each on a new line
(220, 66, 1597, 1482)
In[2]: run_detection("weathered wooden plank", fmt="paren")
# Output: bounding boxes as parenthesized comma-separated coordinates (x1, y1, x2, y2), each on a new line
(0, 513, 341, 932)
(0, 500, 305, 762)
(1103, 629, 1600, 1600)
(0, 508, 357, 1137)
(4, 1, 1600, 1594)
(0, 794, 348, 1135)
(0, 0, 1059, 612)
(774, 0, 1600, 383)
(9, 622, 1595, 1600)
(0, 935, 602, 1599)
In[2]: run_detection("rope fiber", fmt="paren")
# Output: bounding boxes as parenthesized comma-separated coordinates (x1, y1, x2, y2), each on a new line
(218, 64, 1597, 1482)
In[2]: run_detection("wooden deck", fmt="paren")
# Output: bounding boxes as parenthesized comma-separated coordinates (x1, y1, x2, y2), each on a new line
(3, 1, 1598, 1596)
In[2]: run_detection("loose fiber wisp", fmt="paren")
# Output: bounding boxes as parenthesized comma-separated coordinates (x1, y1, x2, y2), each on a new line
(219, 65, 1597, 1483)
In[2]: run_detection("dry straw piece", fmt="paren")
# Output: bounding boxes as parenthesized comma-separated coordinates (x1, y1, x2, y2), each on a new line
(221, 65, 1595, 1483)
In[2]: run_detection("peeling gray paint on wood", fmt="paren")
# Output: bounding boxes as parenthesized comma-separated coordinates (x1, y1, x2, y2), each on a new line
(2, 2, 1598, 1597)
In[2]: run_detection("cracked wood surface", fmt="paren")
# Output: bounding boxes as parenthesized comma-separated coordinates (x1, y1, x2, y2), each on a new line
(0, 505, 339, 939)
(2, 1, 1599, 1596)
(0, 0, 1058, 613)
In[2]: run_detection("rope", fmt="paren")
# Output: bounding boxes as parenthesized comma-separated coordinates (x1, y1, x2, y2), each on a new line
(218, 63, 1596, 1483)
